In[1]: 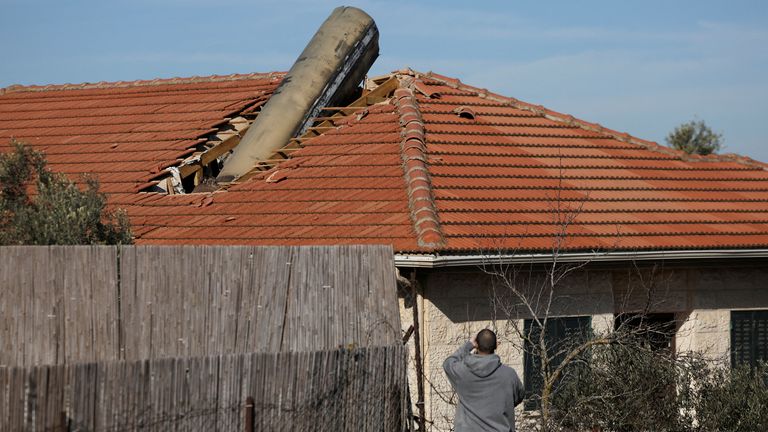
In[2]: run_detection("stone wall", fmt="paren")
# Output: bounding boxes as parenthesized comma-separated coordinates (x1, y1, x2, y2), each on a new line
(398, 259, 768, 431)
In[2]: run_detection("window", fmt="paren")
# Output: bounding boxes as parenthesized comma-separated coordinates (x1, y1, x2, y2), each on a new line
(731, 310, 768, 368)
(614, 313, 676, 353)
(523, 316, 591, 410)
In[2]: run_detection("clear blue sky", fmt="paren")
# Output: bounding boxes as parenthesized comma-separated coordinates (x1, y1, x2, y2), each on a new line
(2, 0, 767, 161)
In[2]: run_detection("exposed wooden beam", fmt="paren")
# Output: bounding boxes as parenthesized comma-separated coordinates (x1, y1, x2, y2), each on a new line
(178, 159, 201, 180)
(318, 76, 398, 116)
(178, 133, 243, 179)
(166, 177, 175, 195)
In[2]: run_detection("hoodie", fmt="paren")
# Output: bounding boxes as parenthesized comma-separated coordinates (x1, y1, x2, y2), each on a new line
(443, 341, 525, 432)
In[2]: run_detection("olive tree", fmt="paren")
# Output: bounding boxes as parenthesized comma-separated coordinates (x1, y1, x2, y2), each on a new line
(0, 140, 132, 245)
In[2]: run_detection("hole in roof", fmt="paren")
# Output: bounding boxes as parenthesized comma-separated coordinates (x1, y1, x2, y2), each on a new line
(140, 75, 401, 195)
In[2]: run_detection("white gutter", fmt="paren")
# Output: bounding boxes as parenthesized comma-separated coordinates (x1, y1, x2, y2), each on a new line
(394, 249, 768, 268)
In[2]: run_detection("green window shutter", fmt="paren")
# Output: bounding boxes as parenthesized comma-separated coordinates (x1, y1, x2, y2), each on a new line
(731, 310, 768, 368)
(757, 313, 768, 363)
(523, 319, 543, 410)
(523, 316, 591, 410)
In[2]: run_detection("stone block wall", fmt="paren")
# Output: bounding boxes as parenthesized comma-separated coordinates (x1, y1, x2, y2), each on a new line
(398, 259, 768, 431)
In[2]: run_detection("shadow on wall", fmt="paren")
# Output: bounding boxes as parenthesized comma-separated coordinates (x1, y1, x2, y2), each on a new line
(418, 261, 768, 324)
(421, 267, 615, 324)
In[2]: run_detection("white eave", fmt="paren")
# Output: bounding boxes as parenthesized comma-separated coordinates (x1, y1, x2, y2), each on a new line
(394, 248, 768, 268)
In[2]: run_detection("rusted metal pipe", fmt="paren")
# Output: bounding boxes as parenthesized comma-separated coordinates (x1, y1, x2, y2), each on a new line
(244, 396, 255, 432)
(217, 6, 379, 182)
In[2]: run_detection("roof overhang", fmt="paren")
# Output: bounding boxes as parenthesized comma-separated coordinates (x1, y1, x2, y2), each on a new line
(394, 248, 768, 268)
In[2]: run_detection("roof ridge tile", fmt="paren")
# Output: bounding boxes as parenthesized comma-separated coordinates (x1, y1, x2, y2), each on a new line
(393, 87, 446, 250)
(1, 72, 285, 94)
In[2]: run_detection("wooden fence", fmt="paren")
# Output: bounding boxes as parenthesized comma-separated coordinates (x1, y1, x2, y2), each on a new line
(0, 345, 409, 431)
(0, 245, 402, 366)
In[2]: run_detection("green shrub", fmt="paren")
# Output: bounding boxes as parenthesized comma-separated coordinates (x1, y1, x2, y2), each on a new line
(551, 341, 683, 431)
(666, 120, 723, 155)
(549, 344, 768, 432)
(0, 140, 132, 245)
(694, 362, 768, 432)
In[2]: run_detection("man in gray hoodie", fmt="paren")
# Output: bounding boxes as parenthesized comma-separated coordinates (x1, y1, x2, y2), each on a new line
(443, 329, 525, 431)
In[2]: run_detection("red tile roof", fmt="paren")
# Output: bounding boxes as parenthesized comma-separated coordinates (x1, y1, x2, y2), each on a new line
(0, 73, 282, 193)
(2, 70, 768, 253)
(127, 101, 420, 249)
(415, 71, 768, 252)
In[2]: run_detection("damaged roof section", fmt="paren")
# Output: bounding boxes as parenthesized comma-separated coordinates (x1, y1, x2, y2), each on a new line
(234, 75, 400, 183)
(133, 6, 385, 193)
(217, 6, 380, 183)
(0, 73, 283, 193)
(121, 88, 420, 248)
(167, 94, 268, 194)
(155, 74, 401, 193)
(0, 67, 402, 196)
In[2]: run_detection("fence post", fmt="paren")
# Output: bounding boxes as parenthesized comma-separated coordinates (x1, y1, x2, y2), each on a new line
(244, 396, 255, 432)
(59, 412, 69, 432)
(25, 372, 37, 431)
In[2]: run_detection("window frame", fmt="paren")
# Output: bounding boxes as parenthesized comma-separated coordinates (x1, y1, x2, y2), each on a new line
(614, 312, 677, 353)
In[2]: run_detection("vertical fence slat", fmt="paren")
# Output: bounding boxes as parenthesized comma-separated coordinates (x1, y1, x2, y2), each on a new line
(1, 245, 400, 367)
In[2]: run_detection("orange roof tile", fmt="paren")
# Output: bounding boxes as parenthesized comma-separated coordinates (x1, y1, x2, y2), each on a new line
(411, 71, 768, 252)
(2, 70, 768, 254)
(0, 73, 282, 193)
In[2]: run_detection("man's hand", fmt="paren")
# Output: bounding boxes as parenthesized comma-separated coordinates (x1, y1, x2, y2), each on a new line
(470, 334, 478, 350)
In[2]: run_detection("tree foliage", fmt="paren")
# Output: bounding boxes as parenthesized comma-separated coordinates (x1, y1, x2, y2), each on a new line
(693, 361, 768, 432)
(0, 140, 132, 245)
(552, 340, 683, 431)
(666, 119, 723, 155)
(553, 347, 768, 432)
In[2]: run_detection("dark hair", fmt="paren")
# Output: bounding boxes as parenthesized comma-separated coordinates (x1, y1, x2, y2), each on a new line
(476, 329, 497, 354)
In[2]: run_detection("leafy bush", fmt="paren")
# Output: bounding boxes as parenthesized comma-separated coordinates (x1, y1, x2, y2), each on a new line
(549, 343, 768, 432)
(666, 120, 723, 155)
(693, 361, 768, 432)
(551, 341, 683, 431)
(0, 140, 132, 245)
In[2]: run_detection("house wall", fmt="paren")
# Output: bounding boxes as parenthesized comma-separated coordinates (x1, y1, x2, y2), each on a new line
(399, 259, 768, 432)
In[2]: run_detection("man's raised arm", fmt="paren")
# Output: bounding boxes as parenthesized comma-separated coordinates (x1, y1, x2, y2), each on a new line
(442, 337, 475, 383)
